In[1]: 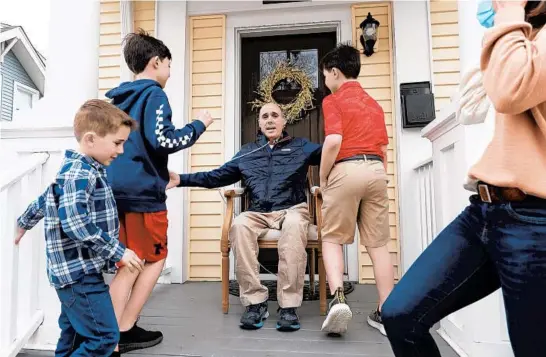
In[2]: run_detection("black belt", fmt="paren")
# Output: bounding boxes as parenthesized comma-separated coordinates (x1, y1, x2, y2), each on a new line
(336, 154, 383, 164)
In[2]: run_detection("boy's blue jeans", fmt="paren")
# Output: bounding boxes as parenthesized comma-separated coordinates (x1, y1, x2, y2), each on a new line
(55, 274, 119, 356)
(382, 195, 546, 357)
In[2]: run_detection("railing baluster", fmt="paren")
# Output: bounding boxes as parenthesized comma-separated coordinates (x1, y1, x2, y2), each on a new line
(414, 158, 435, 251)
(0, 153, 48, 356)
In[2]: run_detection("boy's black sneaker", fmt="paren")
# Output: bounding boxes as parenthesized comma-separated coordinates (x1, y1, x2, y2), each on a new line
(276, 307, 301, 331)
(109, 352, 121, 357)
(118, 323, 163, 353)
(367, 308, 386, 336)
(240, 301, 269, 330)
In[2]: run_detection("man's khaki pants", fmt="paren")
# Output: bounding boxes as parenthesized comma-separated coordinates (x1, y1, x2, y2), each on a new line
(230, 203, 310, 308)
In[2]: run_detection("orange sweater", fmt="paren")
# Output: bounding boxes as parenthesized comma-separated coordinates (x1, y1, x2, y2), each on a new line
(469, 6, 546, 199)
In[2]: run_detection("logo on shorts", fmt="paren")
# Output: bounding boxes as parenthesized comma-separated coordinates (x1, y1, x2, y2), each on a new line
(154, 243, 164, 255)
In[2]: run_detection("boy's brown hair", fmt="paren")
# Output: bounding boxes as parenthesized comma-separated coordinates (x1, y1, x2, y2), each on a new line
(123, 28, 172, 75)
(73, 99, 137, 141)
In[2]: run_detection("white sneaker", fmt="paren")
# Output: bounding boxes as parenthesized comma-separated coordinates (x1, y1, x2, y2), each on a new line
(321, 288, 352, 336)
(367, 308, 386, 336)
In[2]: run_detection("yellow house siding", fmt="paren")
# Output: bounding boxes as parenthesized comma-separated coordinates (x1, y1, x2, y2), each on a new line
(187, 15, 226, 281)
(98, 1, 157, 99)
(99, 0, 121, 99)
(134, 1, 156, 36)
(429, 0, 460, 112)
(352, 3, 400, 284)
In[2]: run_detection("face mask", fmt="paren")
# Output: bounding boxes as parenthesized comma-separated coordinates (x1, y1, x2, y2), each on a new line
(477, 0, 495, 28)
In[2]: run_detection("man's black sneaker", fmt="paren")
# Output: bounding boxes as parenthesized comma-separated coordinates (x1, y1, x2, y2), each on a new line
(321, 287, 352, 336)
(240, 301, 269, 330)
(276, 307, 301, 331)
(118, 323, 163, 353)
(367, 308, 386, 335)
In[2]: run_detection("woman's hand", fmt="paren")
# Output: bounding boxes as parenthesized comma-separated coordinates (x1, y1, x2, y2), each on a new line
(493, 0, 527, 11)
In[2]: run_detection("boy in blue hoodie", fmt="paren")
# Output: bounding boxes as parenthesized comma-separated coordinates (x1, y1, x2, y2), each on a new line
(105, 30, 213, 353)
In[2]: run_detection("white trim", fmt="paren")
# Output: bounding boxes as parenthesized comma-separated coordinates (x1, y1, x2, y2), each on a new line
(11, 81, 39, 121)
(436, 327, 469, 357)
(157, 0, 188, 283)
(0, 73, 3, 113)
(0, 125, 73, 139)
(421, 100, 458, 142)
(425, 0, 435, 90)
(187, 0, 356, 16)
(0, 38, 18, 63)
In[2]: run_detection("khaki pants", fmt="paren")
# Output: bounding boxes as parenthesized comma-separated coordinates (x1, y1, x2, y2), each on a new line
(229, 203, 310, 308)
(321, 160, 390, 247)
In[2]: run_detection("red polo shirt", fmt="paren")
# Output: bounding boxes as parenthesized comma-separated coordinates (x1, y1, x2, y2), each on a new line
(323, 81, 389, 162)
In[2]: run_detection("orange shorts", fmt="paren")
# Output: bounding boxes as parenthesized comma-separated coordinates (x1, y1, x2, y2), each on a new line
(118, 211, 169, 265)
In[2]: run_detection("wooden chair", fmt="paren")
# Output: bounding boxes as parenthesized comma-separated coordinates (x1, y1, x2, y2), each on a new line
(220, 167, 327, 315)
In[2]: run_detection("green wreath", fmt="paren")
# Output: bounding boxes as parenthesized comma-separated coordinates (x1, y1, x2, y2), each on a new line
(250, 61, 315, 124)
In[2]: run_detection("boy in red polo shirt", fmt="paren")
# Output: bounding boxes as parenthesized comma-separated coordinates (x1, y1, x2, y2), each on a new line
(318, 44, 394, 337)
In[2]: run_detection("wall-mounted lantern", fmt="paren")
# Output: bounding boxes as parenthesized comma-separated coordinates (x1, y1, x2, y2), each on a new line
(359, 12, 380, 57)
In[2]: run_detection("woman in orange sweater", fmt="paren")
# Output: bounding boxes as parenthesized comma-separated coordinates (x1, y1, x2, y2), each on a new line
(382, 2, 546, 356)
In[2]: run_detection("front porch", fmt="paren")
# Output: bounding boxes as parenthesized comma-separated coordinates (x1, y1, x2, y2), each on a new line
(18, 283, 457, 357)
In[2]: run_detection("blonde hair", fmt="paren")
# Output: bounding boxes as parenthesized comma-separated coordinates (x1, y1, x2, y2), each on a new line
(73, 99, 137, 141)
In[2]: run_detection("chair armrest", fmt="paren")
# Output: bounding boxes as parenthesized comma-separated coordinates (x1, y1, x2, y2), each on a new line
(221, 187, 245, 253)
(224, 187, 245, 197)
(311, 186, 322, 197)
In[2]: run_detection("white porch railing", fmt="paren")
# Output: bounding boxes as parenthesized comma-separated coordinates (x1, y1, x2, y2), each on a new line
(413, 157, 436, 251)
(0, 153, 49, 357)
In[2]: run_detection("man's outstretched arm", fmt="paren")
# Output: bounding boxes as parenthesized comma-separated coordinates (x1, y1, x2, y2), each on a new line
(179, 153, 242, 189)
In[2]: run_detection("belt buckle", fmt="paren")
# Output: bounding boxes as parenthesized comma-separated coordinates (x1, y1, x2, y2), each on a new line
(478, 184, 492, 203)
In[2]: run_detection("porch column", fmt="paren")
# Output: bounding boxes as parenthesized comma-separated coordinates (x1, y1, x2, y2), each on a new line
(457, 0, 495, 174)
(457, 0, 485, 74)
(41, 0, 101, 127)
(120, 0, 134, 83)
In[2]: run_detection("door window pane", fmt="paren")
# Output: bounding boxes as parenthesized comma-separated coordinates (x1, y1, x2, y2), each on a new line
(290, 49, 318, 88)
(259, 50, 288, 81)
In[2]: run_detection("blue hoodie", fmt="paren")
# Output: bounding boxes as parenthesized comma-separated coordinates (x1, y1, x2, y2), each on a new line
(105, 79, 206, 212)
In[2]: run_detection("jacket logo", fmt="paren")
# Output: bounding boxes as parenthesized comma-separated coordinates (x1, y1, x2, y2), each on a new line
(281, 149, 291, 152)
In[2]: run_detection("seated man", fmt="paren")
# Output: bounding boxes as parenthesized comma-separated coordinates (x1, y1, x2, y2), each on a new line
(175, 103, 321, 331)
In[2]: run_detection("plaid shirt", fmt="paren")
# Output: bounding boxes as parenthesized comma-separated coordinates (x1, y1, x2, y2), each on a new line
(17, 150, 125, 288)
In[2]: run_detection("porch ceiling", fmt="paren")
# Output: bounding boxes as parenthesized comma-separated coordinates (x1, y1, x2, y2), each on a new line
(19, 284, 457, 357)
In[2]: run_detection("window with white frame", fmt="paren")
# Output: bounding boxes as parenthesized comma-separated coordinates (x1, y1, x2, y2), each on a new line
(12, 81, 39, 120)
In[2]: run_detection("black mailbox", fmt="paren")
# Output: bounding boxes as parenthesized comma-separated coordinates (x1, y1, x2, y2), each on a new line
(400, 82, 436, 128)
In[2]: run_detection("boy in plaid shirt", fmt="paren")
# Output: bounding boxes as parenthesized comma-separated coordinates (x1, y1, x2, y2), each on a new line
(15, 99, 143, 357)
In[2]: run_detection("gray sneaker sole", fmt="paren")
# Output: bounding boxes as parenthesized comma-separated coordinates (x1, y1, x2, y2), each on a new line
(321, 303, 352, 336)
(367, 316, 387, 336)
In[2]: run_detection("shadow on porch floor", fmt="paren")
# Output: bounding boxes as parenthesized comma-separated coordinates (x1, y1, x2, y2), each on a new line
(19, 283, 457, 357)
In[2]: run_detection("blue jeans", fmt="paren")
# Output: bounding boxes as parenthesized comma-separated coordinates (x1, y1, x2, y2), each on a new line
(382, 195, 546, 357)
(55, 274, 119, 356)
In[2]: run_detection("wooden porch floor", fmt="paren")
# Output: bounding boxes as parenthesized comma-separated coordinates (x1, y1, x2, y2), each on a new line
(19, 283, 457, 357)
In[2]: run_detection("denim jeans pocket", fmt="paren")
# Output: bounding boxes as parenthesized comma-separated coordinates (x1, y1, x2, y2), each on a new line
(56, 285, 76, 308)
(506, 201, 546, 225)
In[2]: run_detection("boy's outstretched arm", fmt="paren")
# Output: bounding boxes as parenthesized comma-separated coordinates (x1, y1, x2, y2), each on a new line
(144, 93, 213, 155)
(58, 173, 125, 263)
(15, 186, 49, 244)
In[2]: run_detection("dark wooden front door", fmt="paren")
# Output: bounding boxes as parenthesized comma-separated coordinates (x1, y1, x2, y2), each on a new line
(240, 32, 337, 275)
